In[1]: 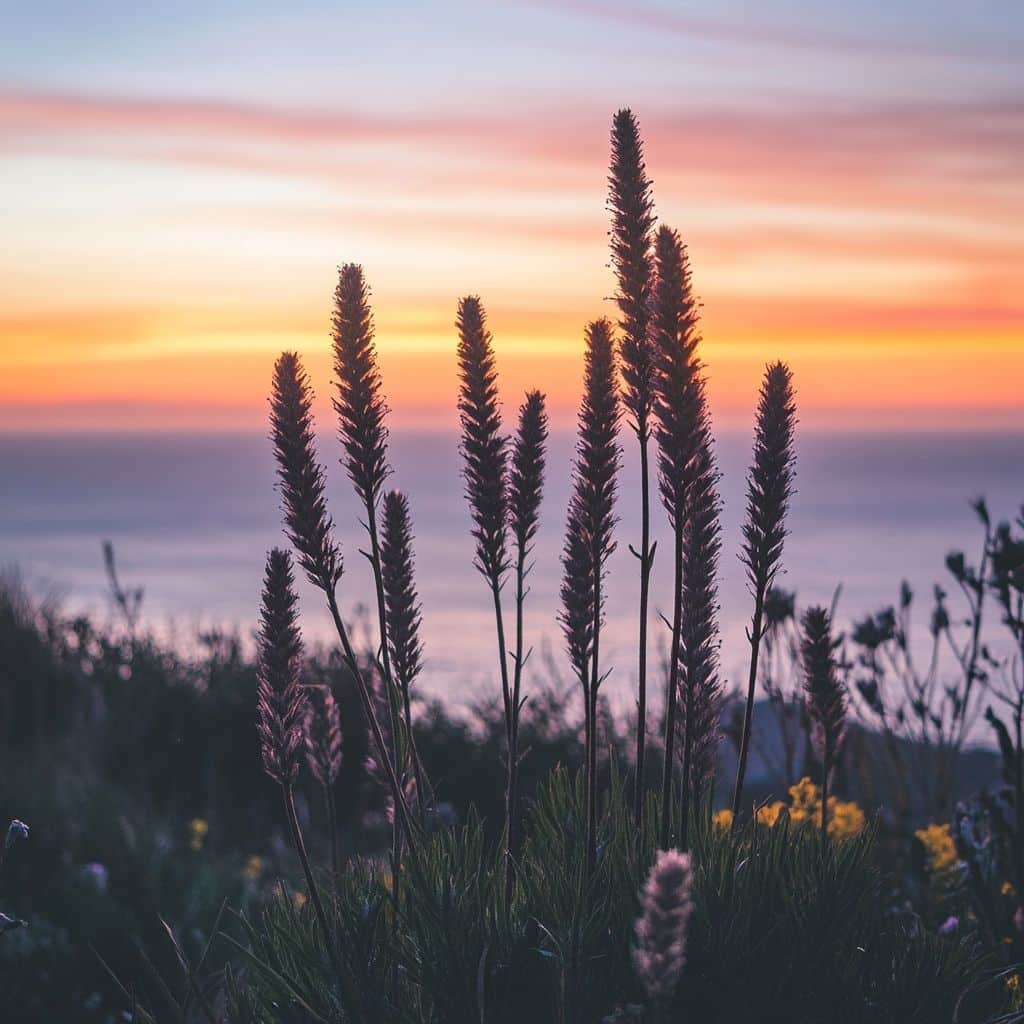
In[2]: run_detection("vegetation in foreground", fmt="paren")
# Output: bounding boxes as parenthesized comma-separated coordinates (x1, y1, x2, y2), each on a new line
(2, 107, 1023, 1022)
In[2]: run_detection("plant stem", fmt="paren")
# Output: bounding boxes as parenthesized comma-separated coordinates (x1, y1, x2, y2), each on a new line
(659, 521, 685, 848)
(633, 432, 653, 830)
(820, 736, 831, 853)
(282, 786, 334, 958)
(506, 543, 528, 903)
(322, 780, 340, 887)
(324, 589, 418, 859)
(587, 555, 602, 877)
(732, 589, 766, 821)
(489, 578, 516, 896)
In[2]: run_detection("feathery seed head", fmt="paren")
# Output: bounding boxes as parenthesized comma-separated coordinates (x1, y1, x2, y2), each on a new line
(332, 264, 391, 511)
(609, 108, 656, 436)
(456, 296, 509, 583)
(270, 352, 343, 593)
(381, 489, 423, 696)
(741, 362, 797, 594)
(305, 684, 342, 787)
(559, 319, 620, 684)
(256, 549, 308, 787)
(801, 605, 847, 769)
(509, 390, 549, 559)
(651, 226, 705, 529)
(634, 848, 694, 1001)
(677, 439, 723, 800)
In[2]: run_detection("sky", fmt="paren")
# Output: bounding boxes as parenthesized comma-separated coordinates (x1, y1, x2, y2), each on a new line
(2, 0, 1022, 433)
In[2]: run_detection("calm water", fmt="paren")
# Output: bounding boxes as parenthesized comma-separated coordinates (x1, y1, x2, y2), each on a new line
(1, 428, 1021, 706)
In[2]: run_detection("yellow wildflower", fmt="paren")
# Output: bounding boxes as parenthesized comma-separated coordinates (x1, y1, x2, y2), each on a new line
(915, 823, 958, 889)
(788, 777, 819, 823)
(784, 779, 864, 840)
(188, 818, 209, 852)
(755, 801, 785, 827)
(1002, 881, 1017, 899)
(1008, 972, 1023, 1009)
(828, 800, 866, 841)
(244, 855, 264, 883)
(712, 808, 733, 833)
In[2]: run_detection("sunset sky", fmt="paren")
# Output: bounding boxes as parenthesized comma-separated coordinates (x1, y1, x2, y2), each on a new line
(2, 1, 1022, 432)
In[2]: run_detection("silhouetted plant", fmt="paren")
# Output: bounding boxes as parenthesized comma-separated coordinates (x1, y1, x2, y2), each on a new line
(732, 362, 797, 820)
(609, 107, 658, 830)
(801, 605, 847, 849)
(255, 548, 331, 944)
(380, 488, 429, 810)
(676, 437, 722, 849)
(506, 388, 548, 897)
(650, 225, 709, 848)
(559, 318, 620, 876)
(269, 351, 417, 856)
(456, 294, 519, 891)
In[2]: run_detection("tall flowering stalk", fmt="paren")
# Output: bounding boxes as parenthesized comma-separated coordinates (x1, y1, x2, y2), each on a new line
(269, 352, 417, 858)
(255, 549, 330, 940)
(560, 318, 620, 876)
(456, 296, 517, 883)
(801, 605, 847, 849)
(732, 362, 797, 819)
(331, 265, 404, 789)
(609, 109, 657, 828)
(676, 439, 722, 849)
(380, 489, 428, 808)
(651, 226, 705, 847)
(305, 684, 343, 883)
(634, 849, 694, 1007)
(506, 389, 548, 898)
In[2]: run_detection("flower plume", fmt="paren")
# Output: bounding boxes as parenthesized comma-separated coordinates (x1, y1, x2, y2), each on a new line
(609, 107, 656, 440)
(456, 296, 509, 583)
(634, 849, 694, 1002)
(270, 352, 342, 593)
(509, 389, 548, 563)
(801, 605, 847, 769)
(332, 263, 391, 512)
(741, 362, 797, 594)
(256, 549, 308, 787)
(381, 489, 424, 699)
(304, 684, 342, 788)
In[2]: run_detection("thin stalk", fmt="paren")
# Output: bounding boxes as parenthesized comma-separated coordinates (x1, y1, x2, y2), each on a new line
(679, 665, 695, 852)
(659, 524, 685, 848)
(365, 503, 404, 793)
(322, 781, 340, 886)
(506, 544, 527, 902)
(732, 591, 765, 820)
(633, 435, 653, 829)
(820, 736, 831, 852)
(282, 787, 334, 959)
(324, 590, 418, 860)
(587, 553, 603, 877)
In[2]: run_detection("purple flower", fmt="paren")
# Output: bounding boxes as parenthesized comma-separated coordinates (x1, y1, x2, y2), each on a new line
(938, 915, 959, 937)
(634, 849, 694, 1001)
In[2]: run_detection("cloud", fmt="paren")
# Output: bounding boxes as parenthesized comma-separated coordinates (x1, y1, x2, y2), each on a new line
(543, 0, 1015, 62)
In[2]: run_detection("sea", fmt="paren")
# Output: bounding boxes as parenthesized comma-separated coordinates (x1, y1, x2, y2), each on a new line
(1, 428, 1021, 710)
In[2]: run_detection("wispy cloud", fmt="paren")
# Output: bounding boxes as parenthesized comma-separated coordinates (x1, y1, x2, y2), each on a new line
(544, 0, 1016, 62)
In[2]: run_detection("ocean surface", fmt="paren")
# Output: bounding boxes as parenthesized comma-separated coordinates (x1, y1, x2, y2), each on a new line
(1, 428, 1022, 709)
